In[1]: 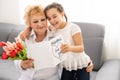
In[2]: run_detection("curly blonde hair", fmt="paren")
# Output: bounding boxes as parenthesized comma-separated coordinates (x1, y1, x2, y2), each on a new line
(24, 5, 45, 26)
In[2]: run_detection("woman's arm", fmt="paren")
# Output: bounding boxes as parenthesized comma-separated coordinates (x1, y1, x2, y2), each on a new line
(86, 60, 94, 72)
(14, 58, 34, 71)
(21, 58, 34, 70)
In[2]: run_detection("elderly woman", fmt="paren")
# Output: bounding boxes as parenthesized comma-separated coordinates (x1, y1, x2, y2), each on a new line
(14, 5, 60, 80)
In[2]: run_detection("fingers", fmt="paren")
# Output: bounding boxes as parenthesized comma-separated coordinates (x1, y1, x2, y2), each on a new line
(61, 49, 67, 53)
(27, 58, 34, 61)
(25, 27, 32, 38)
(20, 26, 32, 41)
(21, 59, 34, 69)
(20, 32, 26, 41)
(60, 44, 70, 53)
(86, 65, 93, 72)
(61, 47, 68, 53)
(86, 61, 94, 72)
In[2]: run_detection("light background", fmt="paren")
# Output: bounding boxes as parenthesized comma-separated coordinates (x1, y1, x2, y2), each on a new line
(0, 0, 120, 60)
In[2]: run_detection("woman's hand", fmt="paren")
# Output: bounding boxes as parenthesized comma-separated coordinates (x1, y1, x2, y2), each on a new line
(21, 58, 34, 70)
(86, 60, 94, 72)
(20, 27, 32, 41)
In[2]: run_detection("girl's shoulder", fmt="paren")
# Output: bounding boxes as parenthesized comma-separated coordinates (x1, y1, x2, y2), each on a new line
(67, 22, 81, 30)
(67, 22, 80, 28)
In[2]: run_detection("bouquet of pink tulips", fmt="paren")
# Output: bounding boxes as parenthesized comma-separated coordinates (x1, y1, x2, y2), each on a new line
(0, 38, 27, 60)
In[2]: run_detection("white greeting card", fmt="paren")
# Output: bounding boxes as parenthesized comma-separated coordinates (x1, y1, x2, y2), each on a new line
(27, 35, 66, 70)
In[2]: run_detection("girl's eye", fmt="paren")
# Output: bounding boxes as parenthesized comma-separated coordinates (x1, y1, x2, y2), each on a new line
(47, 16, 56, 21)
(53, 16, 57, 19)
(33, 21, 38, 23)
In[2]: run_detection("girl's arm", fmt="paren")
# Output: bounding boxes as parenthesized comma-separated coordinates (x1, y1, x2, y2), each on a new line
(70, 32, 84, 52)
(19, 27, 31, 41)
(61, 32, 84, 53)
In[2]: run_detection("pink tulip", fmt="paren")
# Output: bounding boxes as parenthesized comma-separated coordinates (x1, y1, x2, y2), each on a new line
(6, 45, 10, 51)
(3, 46, 9, 52)
(6, 51, 10, 55)
(6, 41, 14, 50)
(15, 37, 21, 43)
(12, 42, 17, 49)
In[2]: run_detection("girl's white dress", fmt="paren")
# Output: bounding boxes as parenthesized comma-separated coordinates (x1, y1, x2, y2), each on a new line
(51, 22, 91, 71)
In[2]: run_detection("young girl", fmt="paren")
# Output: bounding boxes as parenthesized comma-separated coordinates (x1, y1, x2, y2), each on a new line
(44, 2, 92, 80)
(14, 5, 60, 80)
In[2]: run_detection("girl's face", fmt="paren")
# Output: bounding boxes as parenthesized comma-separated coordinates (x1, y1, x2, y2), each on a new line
(46, 8, 64, 29)
(30, 14, 48, 35)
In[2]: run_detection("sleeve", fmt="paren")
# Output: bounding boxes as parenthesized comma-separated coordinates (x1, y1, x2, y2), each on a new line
(71, 23, 81, 36)
(14, 60, 26, 71)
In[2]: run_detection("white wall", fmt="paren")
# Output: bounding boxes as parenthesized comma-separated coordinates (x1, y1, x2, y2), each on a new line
(19, 0, 120, 60)
(0, 0, 20, 24)
(0, 0, 120, 60)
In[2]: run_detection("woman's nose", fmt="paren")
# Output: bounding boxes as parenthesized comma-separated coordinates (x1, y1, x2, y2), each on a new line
(38, 21, 42, 26)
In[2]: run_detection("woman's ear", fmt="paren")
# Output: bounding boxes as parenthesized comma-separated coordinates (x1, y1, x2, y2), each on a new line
(61, 11, 65, 17)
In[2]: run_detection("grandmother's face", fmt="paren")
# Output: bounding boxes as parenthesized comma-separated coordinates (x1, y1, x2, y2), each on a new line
(30, 13, 48, 35)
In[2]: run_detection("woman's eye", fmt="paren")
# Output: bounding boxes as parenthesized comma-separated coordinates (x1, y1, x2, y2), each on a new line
(33, 21, 38, 23)
(41, 18, 46, 21)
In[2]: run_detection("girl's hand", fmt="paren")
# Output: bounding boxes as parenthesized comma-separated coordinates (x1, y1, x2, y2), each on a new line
(60, 43, 71, 53)
(20, 27, 32, 41)
(86, 60, 93, 72)
(21, 58, 34, 69)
